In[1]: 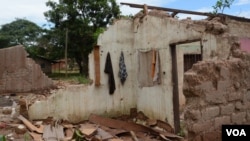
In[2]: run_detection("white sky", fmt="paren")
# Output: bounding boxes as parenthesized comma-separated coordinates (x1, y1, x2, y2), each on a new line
(0, 0, 249, 27)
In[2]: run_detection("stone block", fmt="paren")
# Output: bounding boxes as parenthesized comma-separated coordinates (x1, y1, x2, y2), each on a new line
(220, 103, 235, 115)
(235, 101, 247, 111)
(214, 116, 231, 129)
(195, 81, 216, 93)
(205, 91, 226, 104)
(232, 112, 246, 124)
(203, 131, 221, 141)
(184, 109, 201, 121)
(220, 66, 230, 80)
(201, 106, 220, 121)
(192, 120, 214, 133)
(228, 92, 243, 102)
(217, 80, 231, 91)
(247, 110, 250, 121)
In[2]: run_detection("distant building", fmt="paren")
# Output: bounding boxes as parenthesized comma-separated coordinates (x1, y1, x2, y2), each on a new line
(30, 56, 57, 74)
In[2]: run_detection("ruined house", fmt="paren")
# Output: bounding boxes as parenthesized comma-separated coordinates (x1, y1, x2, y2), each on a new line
(0, 45, 54, 93)
(28, 3, 250, 140)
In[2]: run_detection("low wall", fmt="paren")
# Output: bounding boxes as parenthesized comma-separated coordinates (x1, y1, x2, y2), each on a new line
(0, 46, 53, 93)
(183, 45, 250, 141)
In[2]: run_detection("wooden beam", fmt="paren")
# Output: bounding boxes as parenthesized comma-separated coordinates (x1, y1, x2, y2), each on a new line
(171, 12, 178, 17)
(120, 2, 250, 22)
(121, 2, 213, 17)
(170, 39, 201, 46)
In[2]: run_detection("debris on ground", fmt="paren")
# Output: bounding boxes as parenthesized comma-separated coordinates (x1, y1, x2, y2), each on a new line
(0, 83, 185, 141)
(0, 94, 184, 141)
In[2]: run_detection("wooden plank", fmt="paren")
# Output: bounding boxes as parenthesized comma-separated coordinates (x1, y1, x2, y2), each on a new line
(18, 115, 43, 134)
(156, 120, 174, 133)
(89, 114, 158, 135)
(94, 45, 101, 86)
(170, 45, 180, 134)
(29, 132, 43, 141)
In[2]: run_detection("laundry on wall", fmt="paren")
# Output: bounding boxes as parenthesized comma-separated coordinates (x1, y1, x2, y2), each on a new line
(104, 52, 116, 94)
(137, 49, 161, 88)
(118, 51, 128, 85)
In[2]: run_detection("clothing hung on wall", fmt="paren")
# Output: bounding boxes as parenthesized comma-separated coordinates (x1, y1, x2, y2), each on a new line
(137, 49, 161, 87)
(118, 51, 128, 84)
(104, 52, 116, 94)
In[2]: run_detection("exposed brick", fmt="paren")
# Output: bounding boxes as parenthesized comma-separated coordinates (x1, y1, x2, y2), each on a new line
(201, 106, 220, 121)
(203, 131, 221, 141)
(193, 135, 202, 141)
(0, 46, 53, 93)
(184, 110, 201, 121)
(214, 116, 231, 129)
(220, 103, 235, 115)
(228, 92, 243, 101)
(246, 91, 250, 101)
(195, 81, 216, 94)
(217, 80, 231, 91)
(192, 120, 214, 133)
(232, 112, 246, 124)
(247, 110, 250, 121)
(220, 66, 230, 80)
(235, 101, 247, 111)
(205, 91, 226, 104)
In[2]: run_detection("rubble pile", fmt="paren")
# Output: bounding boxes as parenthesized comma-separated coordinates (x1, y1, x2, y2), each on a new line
(0, 95, 184, 141)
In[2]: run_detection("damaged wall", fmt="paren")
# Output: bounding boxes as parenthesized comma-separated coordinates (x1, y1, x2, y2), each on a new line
(0, 45, 53, 93)
(183, 44, 250, 140)
(28, 13, 250, 130)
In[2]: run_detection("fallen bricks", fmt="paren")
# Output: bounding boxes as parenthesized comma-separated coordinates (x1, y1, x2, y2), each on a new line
(1, 107, 184, 141)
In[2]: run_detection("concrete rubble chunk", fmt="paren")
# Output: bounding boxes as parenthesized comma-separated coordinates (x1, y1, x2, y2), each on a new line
(43, 124, 64, 141)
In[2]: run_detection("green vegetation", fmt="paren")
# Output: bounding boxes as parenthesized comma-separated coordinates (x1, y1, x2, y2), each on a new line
(48, 72, 90, 84)
(0, 135, 6, 141)
(0, 0, 121, 77)
(212, 0, 234, 14)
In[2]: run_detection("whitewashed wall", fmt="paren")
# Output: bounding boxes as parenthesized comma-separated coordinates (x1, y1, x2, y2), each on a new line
(29, 15, 224, 127)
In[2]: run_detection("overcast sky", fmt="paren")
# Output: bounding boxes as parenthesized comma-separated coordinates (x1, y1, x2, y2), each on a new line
(0, 0, 250, 27)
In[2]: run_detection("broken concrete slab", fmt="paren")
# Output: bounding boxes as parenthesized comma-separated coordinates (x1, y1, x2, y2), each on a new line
(43, 125, 64, 141)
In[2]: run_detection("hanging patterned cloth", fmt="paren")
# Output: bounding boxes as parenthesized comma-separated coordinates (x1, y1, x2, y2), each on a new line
(118, 51, 128, 84)
(104, 52, 116, 94)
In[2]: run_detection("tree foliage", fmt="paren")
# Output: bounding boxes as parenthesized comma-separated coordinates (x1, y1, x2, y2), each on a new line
(44, 0, 120, 75)
(212, 0, 234, 14)
(0, 18, 42, 49)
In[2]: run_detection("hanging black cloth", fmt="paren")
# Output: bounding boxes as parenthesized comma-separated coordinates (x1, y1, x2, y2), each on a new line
(118, 51, 128, 84)
(104, 52, 116, 94)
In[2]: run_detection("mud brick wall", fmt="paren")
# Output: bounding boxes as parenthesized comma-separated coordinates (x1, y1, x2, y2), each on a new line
(183, 46, 250, 141)
(0, 45, 53, 93)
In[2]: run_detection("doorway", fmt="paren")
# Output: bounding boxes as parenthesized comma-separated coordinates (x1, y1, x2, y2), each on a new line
(170, 39, 203, 133)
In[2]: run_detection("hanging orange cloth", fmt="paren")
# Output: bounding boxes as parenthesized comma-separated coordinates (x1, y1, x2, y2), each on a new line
(151, 49, 156, 79)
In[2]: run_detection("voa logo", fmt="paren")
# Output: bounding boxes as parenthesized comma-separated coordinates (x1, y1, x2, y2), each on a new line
(226, 129, 246, 136)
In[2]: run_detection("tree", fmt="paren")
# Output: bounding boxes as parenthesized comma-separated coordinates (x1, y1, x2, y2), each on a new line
(0, 18, 42, 49)
(212, 0, 234, 14)
(44, 0, 120, 75)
